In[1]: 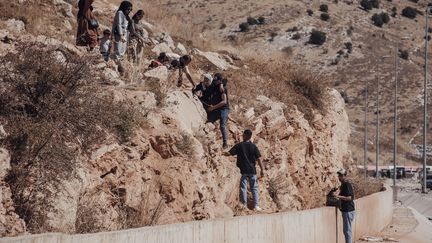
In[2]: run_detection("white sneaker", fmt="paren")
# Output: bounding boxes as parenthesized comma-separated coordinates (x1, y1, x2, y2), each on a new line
(254, 206, 262, 212)
(240, 204, 248, 210)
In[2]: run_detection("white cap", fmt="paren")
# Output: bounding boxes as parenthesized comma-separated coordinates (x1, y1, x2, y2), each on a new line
(337, 169, 346, 176)
(203, 73, 213, 82)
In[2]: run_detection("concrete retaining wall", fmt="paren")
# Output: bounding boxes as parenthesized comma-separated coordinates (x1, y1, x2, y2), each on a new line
(1, 188, 393, 243)
(337, 186, 393, 243)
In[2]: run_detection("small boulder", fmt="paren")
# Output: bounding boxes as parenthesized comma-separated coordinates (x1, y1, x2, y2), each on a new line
(176, 43, 188, 55)
(6, 19, 25, 33)
(152, 43, 172, 55)
(144, 66, 169, 82)
(166, 52, 180, 61)
(127, 91, 158, 111)
(156, 33, 175, 49)
(195, 49, 238, 70)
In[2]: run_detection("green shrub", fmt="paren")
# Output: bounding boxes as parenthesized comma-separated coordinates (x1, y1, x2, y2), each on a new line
(372, 14, 383, 27)
(360, 0, 373, 10)
(391, 7, 397, 17)
(258, 16, 266, 24)
(402, 7, 417, 19)
(319, 4, 329, 12)
(320, 13, 330, 21)
(307, 9, 314, 16)
(344, 42, 353, 53)
(399, 50, 409, 60)
(239, 22, 250, 32)
(381, 12, 390, 23)
(309, 30, 327, 45)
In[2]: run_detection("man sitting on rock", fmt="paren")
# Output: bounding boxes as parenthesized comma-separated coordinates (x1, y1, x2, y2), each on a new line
(224, 129, 264, 211)
(193, 73, 229, 148)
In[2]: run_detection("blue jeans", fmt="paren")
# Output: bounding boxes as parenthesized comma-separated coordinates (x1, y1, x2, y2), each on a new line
(342, 211, 355, 243)
(240, 174, 259, 207)
(220, 108, 229, 145)
(207, 108, 229, 145)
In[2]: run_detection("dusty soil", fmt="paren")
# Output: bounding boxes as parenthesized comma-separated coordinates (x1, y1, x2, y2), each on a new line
(356, 206, 417, 243)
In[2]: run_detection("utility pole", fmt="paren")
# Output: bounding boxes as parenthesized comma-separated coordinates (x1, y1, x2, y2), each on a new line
(364, 80, 368, 178)
(376, 76, 380, 178)
(393, 42, 398, 187)
(422, 6, 431, 194)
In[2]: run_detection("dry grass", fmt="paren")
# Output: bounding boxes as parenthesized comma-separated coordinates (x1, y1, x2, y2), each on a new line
(225, 58, 330, 120)
(124, 191, 166, 228)
(267, 172, 290, 208)
(0, 0, 75, 40)
(137, 2, 216, 50)
(0, 42, 138, 233)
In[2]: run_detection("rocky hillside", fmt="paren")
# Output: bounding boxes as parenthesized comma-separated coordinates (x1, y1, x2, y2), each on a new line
(143, 0, 432, 167)
(0, 0, 365, 236)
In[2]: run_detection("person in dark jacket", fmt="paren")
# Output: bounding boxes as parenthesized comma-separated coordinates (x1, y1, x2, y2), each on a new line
(225, 129, 264, 211)
(193, 73, 229, 148)
(76, 0, 99, 50)
(333, 169, 356, 243)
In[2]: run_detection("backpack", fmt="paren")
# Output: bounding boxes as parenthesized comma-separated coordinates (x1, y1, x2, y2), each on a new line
(210, 79, 229, 108)
(326, 188, 341, 208)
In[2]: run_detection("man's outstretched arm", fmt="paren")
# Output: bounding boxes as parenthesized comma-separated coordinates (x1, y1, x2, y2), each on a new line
(257, 158, 264, 177)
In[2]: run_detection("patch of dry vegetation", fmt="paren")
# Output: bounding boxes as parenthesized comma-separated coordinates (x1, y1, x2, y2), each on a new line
(226, 59, 330, 120)
(0, 42, 138, 233)
(268, 172, 290, 208)
(0, 0, 74, 40)
(137, 2, 217, 50)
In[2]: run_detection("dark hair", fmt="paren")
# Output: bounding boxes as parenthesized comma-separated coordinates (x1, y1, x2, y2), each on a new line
(118, 1, 133, 26)
(243, 129, 252, 139)
(179, 55, 191, 67)
(77, 0, 90, 19)
(157, 52, 167, 61)
(132, 10, 144, 21)
(103, 29, 111, 35)
(118, 1, 133, 14)
(170, 59, 179, 68)
(214, 73, 223, 82)
(221, 78, 228, 86)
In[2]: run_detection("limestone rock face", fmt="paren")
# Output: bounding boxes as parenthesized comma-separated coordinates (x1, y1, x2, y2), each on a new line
(152, 43, 173, 55)
(161, 91, 207, 135)
(194, 49, 239, 70)
(0, 11, 353, 235)
(176, 43, 188, 55)
(144, 66, 169, 82)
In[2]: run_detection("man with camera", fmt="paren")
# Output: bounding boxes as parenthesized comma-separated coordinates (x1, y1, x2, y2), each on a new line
(332, 169, 356, 243)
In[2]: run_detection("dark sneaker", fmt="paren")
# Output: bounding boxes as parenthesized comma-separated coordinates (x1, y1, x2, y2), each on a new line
(222, 143, 228, 149)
